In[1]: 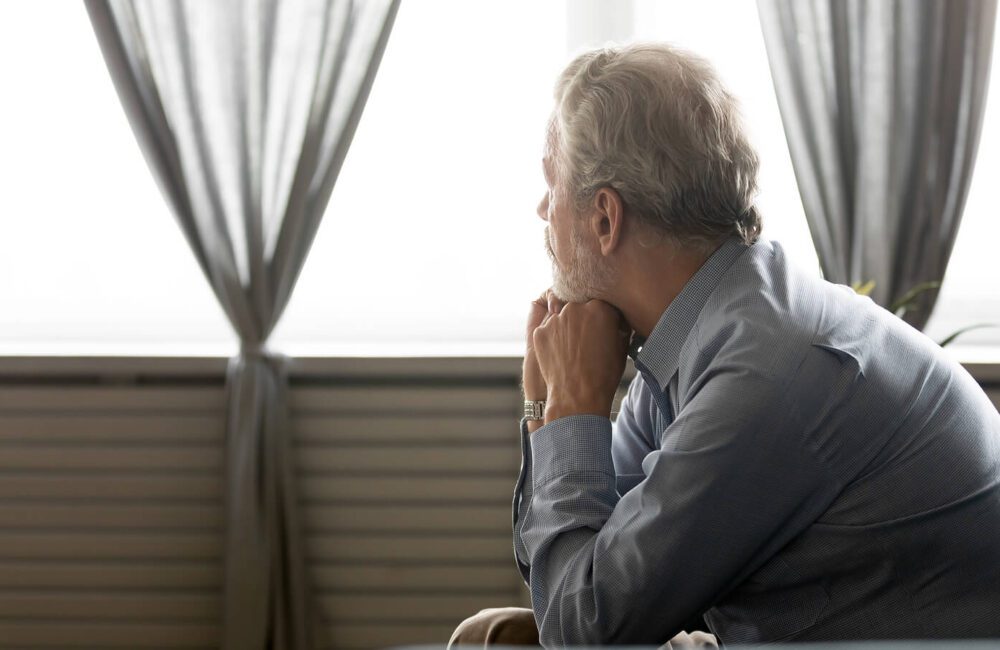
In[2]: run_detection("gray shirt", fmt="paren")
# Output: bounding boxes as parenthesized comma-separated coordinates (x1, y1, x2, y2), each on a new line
(513, 236, 1000, 645)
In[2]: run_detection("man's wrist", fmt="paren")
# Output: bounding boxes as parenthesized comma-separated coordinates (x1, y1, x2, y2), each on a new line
(543, 392, 611, 425)
(522, 390, 547, 435)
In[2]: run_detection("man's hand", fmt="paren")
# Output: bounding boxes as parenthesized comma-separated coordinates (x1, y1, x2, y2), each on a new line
(532, 299, 630, 424)
(658, 630, 719, 649)
(522, 290, 566, 433)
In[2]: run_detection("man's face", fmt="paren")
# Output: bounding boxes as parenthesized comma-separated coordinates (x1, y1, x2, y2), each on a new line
(538, 147, 610, 304)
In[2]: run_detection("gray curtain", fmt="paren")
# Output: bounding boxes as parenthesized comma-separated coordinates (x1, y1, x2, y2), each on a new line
(757, 0, 996, 328)
(83, 1, 400, 648)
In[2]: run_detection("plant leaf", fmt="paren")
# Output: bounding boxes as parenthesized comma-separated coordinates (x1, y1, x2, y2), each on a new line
(852, 279, 876, 297)
(888, 281, 941, 314)
(937, 323, 998, 348)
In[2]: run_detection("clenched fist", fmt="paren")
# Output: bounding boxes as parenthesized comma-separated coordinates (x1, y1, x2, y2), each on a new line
(522, 289, 566, 433)
(532, 299, 630, 425)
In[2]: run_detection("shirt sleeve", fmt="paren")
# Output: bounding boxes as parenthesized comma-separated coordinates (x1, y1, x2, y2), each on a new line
(512, 416, 533, 585)
(518, 346, 851, 645)
(514, 373, 654, 586)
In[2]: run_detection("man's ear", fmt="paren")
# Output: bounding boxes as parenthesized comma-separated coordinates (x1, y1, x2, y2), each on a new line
(590, 187, 625, 257)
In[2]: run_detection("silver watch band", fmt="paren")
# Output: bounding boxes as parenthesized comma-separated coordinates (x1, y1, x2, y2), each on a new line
(524, 399, 546, 421)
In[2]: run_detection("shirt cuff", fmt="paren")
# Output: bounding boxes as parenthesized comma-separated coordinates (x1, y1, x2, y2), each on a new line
(530, 414, 614, 487)
(512, 416, 533, 583)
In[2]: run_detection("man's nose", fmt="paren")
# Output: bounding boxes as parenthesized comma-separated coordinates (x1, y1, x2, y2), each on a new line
(536, 196, 548, 221)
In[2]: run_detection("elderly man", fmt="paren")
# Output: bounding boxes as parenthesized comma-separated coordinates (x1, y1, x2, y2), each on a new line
(450, 43, 1000, 647)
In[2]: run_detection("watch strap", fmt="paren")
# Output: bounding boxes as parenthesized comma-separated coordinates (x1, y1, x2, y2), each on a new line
(523, 399, 546, 421)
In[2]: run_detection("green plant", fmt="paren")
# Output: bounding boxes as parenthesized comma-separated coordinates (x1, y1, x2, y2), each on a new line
(850, 280, 996, 347)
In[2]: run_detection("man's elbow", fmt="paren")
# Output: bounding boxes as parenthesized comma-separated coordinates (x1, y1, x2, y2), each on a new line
(537, 589, 689, 647)
(535, 591, 637, 647)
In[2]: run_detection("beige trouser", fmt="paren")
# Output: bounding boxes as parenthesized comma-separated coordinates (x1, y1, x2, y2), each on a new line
(448, 607, 718, 648)
(448, 607, 540, 647)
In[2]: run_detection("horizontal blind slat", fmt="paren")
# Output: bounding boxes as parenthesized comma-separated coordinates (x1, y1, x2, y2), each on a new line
(293, 415, 516, 443)
(0, 533, 220, 560)
(0, 388, 225, 412)
(301, 477, 512, 503)
(307, 535, 510, 562)
(304, 505, 509, 533)
(296, 446, 517, 474)
(0, 504, 221, 530)
(0, 447, 222, 472)
(0, 476, 222, 500)
(0, 562, 221, 590)
(290, 387, 519, 414)
(314, 565, 515, 591)
(0, 416, 222, 443)
(320, 593, 512, 621)
(0, 622, 218, 647)
(0, 592, 219, 621)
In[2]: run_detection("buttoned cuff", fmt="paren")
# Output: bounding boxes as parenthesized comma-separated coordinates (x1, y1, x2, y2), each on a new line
(529, 414, 614, 487)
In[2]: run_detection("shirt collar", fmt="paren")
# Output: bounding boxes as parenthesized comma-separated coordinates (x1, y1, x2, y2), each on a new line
(629, 236, 752, 391)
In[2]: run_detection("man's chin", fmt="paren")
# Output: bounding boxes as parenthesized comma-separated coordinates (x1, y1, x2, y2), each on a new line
(550, 280, 590, 304)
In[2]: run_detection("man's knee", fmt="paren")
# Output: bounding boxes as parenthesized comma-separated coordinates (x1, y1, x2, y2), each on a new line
(448, 607, 540, 647)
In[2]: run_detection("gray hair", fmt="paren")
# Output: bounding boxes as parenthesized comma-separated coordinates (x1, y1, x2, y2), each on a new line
(550, 42, 762, 248)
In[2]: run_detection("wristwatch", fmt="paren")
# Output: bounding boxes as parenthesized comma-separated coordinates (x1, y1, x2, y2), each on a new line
(524, 399, 546, 421)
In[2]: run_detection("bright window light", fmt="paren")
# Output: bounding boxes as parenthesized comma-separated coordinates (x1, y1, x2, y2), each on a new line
(922, 18, 1000, 357)
(272, 0, 567, 356)
(1, 1, 996, 357)
(277, 0, 821, 355)
(0, 0, 233, 355)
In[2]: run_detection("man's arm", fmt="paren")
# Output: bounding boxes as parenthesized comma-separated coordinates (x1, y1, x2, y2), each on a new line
(513, 289, 564, 585)
(514, 370, 652, 585)
(519, 347, 850, 645)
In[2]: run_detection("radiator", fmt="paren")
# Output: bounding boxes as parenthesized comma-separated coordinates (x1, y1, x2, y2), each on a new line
(0, 357, 995, 649)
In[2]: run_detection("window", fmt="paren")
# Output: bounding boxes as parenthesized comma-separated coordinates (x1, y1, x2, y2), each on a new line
(922, 41, 1000, 357)
(272, 0, 569, 356)
(0, 1, 233, 355)
(276, 0, 821, 354)
(2, 1, 996, 358)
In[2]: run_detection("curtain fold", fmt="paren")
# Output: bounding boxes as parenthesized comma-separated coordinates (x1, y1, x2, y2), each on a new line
(83, 1, 400, 647)
(757, 0, 996, 328)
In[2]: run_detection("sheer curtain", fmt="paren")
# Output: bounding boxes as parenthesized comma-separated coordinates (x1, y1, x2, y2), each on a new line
(758, 0, 997, 328)
(83, 1, 400, 647)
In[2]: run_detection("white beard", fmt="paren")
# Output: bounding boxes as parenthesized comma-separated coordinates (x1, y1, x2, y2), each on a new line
(546, 224, 613, 303)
